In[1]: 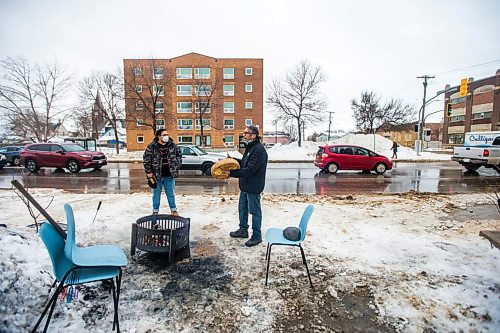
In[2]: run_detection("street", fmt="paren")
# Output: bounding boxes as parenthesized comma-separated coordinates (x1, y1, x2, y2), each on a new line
(1, 161, 499, 195)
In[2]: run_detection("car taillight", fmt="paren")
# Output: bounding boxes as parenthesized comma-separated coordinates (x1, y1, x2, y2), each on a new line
(483, 149, 489, 157)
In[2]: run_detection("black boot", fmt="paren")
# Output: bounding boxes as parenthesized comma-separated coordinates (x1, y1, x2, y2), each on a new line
(230, 228, 249, 238)
(245, 236, 262, 247)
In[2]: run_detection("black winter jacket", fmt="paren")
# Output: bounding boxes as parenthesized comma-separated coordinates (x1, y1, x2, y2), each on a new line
(143, 138, 182, 179)
(230, 139, 268, 194)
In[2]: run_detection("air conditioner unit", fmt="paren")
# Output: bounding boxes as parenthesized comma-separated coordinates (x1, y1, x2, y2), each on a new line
(224, 125, 234, 130)
(223, 91, 234, 96)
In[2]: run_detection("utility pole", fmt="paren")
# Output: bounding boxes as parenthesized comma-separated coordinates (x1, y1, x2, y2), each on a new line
(327, 111, 335, 141)
(416, 75, 434, 155)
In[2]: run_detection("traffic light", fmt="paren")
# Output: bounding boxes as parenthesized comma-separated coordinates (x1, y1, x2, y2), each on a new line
(459, 78, 468, 97)
(426, 129, 431, 136)
(446, 103, 453, 117)
(414, 124, 418, 132)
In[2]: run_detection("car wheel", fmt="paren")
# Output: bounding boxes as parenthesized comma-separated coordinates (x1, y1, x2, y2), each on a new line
(67, 160, 81, 173)
(26, 159, 40, 173)
(202, 162, 214, 176)
(326, 163, 339, 174)
(12, 157, 21, 166)
(375, 163, 387, 175)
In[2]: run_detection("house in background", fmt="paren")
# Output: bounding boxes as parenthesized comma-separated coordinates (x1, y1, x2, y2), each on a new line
(262, 131, 290, 145)
(99, 119, 127, 147)
(376, 122, 443, 148)
(316, 130, 346, 142)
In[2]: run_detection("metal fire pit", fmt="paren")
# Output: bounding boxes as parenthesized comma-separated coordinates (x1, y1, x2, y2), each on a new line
(131, 214, 191, 263)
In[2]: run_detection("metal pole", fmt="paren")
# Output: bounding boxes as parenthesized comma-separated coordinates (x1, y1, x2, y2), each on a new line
(327, 111, 335, 141)
(416, 75, 435, 155)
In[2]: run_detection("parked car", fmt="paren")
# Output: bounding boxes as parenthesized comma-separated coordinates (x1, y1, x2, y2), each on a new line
(0, 146, 23, 166)
(314, 144, 393, 174)
(0, 154, 7, 169)
(451, 131, 500, 173)
(20, 143, 107, 173)
(178, 144, 227, 175)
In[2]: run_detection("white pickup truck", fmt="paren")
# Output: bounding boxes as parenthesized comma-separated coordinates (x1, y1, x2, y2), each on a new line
(452, 131, 500, 173)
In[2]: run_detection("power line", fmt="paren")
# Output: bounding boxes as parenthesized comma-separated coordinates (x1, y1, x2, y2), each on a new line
(434, 59, 500, 75)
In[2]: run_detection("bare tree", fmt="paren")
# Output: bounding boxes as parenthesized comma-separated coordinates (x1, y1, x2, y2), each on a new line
(193, 72, 221, 147)
(72, 106, 93, 137)
(0, 57, 71, 141)
(123, 61, 173, 135)
(267, 59, 327, 147)
(351, 91, 416, 134)
(79, 71, 124, 154)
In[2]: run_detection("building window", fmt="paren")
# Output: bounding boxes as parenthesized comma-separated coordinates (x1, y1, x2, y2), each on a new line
(450, 96, 466, 104)
(178, 136, 193, 144)
(245, 101, 253, 109)
(223, 135, 234, 146)
(245, 119, 252, 126)
(137, 135, 144, 143)
(177, 119, 193, 130)
(154, 102, 164, 114)
(153, 85, 164, 96)
(472, 112, 492, 120)
(135, 101, 144, 110)
(223, 101, 234, 113)
(194, 67, 210, 79)
(448, 133, 464, 144)
(177, 102, 192, 113)
(156, 119, 165, 128)
(134, 67, 142, 76)
(195, 102, 211, 113)
(245, 68, 253, 75)
(450, 115, 465, 122)
(136, 119, 144, 127)
(223, 85, 234, 96)
(153, 67, 164, 79)
(195, 119, 211, 130)
(176, 67, 192, 79)
(245, 84, 253, 93)
(177, 85, 192, 96)
(135, 85, 142, 93)
(223, 68, 234, 79)
(196, 135, 211, 146)
(224, 119, 234, 130)
(473, 85, 494, 95)
(195, 85, 211, 96)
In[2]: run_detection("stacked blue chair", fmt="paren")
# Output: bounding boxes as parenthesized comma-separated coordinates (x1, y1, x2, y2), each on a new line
(33, 203, 127, 333)
(265, 204, 314, 288)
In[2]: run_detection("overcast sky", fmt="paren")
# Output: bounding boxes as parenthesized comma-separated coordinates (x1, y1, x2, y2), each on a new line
(1, 0, 499, 135)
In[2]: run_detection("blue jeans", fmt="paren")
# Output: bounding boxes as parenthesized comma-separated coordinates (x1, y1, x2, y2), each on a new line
(238, 191, 262, 239)
(152, 176, 176, 213)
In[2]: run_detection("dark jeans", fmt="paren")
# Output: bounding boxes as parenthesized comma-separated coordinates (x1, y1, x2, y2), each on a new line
(238, 191, 262, 239)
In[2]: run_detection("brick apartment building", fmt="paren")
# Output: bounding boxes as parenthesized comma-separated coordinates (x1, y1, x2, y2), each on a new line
(443, 69, 500, 145)
(123, 53, 263, 151)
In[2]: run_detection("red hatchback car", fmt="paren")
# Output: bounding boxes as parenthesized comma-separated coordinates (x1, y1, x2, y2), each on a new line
(20, 143, 107, 173)
(314, 144, 393, 174)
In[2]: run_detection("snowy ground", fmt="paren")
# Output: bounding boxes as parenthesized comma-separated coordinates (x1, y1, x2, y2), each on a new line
(1, 189, 498, 332)
(102, 134, 451, 162)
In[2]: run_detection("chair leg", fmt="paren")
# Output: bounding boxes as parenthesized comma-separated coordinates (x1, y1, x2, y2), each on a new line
(299, 245, 313, 289)
(43, 291, 60, 333)
(111, 279, 117, 331)
(265, 244, 273, 285)
(265, 243, 270, 262)
(114, 269, 122, 333)
(31, 280, 64, 333)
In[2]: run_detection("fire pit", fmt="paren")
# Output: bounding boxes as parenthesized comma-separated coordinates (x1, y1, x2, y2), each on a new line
(131, 214, 191, 263)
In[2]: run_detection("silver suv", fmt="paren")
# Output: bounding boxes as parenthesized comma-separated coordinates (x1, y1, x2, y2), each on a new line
(178, 145, 226, 175)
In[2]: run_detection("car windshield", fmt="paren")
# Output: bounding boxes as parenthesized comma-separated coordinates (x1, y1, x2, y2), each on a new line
(191, 146, 207, 155)
(61, 144, 87, 152)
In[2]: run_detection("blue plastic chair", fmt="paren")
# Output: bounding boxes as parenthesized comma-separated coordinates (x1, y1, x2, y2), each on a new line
(32, 203, 127, 333)
(265, 204, 314, 288)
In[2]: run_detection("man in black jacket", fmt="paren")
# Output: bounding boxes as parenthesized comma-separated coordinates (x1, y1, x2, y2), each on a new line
(143, 129, 182, 216)
(227, 125, 268, 247)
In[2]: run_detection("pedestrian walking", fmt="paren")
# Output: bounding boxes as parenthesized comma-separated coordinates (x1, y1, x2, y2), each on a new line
(390, 141, 398, 159)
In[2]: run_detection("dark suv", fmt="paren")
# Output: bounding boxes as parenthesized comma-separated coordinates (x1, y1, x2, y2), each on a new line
(20, 143, 107, 173)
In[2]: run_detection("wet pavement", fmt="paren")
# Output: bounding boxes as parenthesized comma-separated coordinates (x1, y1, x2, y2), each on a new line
(1, 161, 499, 195)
